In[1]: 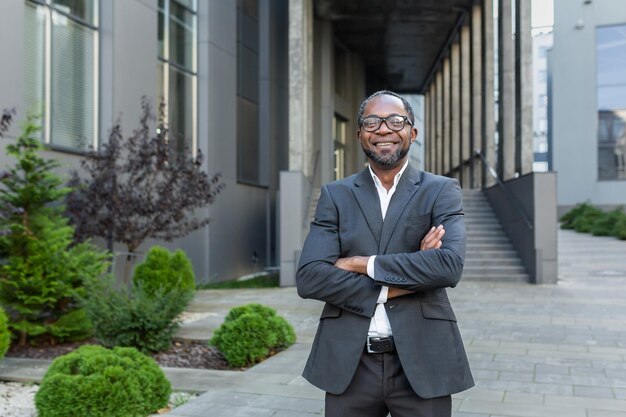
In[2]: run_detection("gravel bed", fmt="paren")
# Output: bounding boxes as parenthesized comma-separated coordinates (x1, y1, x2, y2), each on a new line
(0, 382, 196, 417)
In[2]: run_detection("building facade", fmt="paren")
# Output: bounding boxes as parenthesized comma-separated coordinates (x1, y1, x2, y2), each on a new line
(1, 0, 537, 285)
(0, 0, 289, 284)
(552, 0, 626, 212)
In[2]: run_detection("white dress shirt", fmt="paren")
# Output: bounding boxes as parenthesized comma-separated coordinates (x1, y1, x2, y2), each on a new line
(366, 160, 409, 337)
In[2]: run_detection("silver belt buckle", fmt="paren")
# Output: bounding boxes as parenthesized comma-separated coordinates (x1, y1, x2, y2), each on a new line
(366, 336, 380, 353)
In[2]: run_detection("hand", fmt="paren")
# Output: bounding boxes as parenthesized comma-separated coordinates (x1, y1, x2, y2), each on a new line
(387, 287, 413, 299)
(334, 256, 369, 275)
(420, 225, 445, 250)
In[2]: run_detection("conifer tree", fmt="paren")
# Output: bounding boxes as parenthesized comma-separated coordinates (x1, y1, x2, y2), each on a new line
(0, 116, 108, 345)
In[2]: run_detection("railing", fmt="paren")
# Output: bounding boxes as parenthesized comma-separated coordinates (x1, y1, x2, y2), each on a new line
(474, 149, 534, 230)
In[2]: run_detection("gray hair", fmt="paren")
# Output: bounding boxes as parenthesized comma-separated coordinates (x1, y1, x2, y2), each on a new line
(357, 90, 415, 127)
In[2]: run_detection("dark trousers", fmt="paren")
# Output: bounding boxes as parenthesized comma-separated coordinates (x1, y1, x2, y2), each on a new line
(325, 350, 451, 417)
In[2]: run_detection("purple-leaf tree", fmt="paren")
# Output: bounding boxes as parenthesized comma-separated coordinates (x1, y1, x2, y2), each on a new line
(66, 98, 224, 283)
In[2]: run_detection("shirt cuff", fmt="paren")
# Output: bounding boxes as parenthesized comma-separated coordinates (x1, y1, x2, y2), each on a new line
(377, 286, 389, 304)
(367, 255, 376, 278)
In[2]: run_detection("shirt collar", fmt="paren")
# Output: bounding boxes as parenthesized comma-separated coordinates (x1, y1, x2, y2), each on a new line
(368, 159, 409, 189)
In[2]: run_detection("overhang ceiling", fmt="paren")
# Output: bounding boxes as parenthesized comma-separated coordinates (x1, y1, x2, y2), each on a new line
(315, 0, 474, 93)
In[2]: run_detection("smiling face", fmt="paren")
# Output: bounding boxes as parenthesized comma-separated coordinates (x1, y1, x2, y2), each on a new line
(357, 94, 417, 171)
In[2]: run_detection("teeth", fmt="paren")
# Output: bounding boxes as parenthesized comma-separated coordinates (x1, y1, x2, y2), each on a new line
(376, 142, 394, 146)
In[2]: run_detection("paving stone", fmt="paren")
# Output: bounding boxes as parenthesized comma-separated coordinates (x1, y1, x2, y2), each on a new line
(573, 385, 615, 399)
(503, 391, 544, 405)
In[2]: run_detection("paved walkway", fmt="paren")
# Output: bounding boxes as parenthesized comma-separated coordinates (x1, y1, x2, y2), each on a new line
(2, 228, 626, 416)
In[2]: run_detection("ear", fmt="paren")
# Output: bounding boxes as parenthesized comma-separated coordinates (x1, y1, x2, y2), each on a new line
(410, 127, 418, 144)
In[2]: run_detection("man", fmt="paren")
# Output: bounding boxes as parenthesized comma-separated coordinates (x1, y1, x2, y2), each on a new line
(296, 91, 474, 417)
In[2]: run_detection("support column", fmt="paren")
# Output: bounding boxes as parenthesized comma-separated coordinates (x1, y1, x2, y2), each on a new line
(461, 24, 471, 188)
(288, 0, 314, 175)
(471, 4, 483, 188)
(482, 0, 496, 187)
(498, 0, 515, 180)
(451, 42, 461, 181)
(318, 20, 334, 186)
(443, 57, 451, 175)
(429, 82, 437, 172)
(516, 0, 533, 175)
(424, 90, 431, 171)
(436, 71, 444, 174)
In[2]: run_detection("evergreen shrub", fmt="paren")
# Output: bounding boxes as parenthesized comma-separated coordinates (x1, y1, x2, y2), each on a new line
(591, 207, 626, 237)
(0, 307, 10, 359)
(616, 215, 626, 240)
(559, 202, 590, 229)
(133, 246, 195, 296)
(35, 345, 170, 417)
(0, 116, 108, 345)
(211, 303, 296, 368)
(83, 277, 192, 353)
(571, 205, 605, 233)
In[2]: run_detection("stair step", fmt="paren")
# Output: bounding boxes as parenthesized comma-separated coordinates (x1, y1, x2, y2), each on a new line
(464, 265, 527, 273)
(465, 258, 522, 266)
(461, 273, 529, 283)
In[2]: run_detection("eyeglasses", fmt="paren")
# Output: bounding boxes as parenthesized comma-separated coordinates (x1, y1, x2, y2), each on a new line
(360, 115, 413, 132)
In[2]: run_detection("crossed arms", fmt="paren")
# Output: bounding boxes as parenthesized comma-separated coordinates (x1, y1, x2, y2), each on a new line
(296, 178, 466, 317)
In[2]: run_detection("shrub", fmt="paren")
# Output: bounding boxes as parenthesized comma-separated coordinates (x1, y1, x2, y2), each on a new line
(571, 205, 605, 233)
(560, 202, 592, 229)
(616, 215, 626, 240)
(211, 303, 296, 368)
(0, 116, 109, 345)
(35, 345, 170, 417)
(590, 207, 626, 237)
(83, 277, 192, 353)
(133, 246, 195, 296)
(0, 307, 10, 359)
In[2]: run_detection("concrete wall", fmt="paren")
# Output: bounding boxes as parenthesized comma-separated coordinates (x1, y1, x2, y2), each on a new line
(552, 0, 626, 208)
(1, 0, 289, 284)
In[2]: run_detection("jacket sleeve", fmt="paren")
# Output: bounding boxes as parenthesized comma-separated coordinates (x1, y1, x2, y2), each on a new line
(296, 184, 381, 318)
(372, 178, 466, 292)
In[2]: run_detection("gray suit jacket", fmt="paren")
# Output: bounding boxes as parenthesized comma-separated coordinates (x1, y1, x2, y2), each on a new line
(296, 164, 474, 398)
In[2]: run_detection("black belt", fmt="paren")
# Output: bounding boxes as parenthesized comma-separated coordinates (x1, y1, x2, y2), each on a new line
(366, 336, 395, 353)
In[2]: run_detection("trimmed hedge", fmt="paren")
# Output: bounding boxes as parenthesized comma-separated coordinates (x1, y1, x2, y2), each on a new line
(133, 246, 195, 296)
(210, 303, 296, 368)
(0, 307, 10, 359)
(35, 345, 170, 417)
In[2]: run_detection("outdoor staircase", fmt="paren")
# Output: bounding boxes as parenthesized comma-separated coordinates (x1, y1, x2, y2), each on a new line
(462, 189, 530, 283)
(304, 187, 529, 283)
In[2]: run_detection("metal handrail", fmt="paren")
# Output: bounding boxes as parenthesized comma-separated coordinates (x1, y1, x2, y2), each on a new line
(473, 149, 534, 230)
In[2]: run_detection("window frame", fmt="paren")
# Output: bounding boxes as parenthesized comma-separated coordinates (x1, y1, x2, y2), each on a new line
(25, 0, 99, 153)
(157, 0, 198, 157)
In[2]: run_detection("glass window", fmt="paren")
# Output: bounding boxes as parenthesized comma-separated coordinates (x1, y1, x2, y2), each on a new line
(158, 0, 197, 155)
(236, 0, 265, 186)
(24, 0, 98, 152)
(597, 25, 626, 181)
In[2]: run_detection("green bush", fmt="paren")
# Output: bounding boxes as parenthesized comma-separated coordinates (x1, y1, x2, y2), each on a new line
(35, 345, 170, 417)
(0, 116, 109, 345)
(590, 207, 626, 237)
(133, 246, 195, 296)
(616, 215, 626, 240)
(211, 303, 296, 368)
(83, 277, 192, 353)
(571, 205, 605, 233)
(560, 203, 592, 229)
(0, 307, 10, 359)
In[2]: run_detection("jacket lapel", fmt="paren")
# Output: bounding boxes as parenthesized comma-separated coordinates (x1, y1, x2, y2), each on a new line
(379, 165, 422, 254)
(352, 169, 383, 247)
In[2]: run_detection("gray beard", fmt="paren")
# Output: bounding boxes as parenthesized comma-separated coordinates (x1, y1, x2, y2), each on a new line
(363, 146, 409, 169)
